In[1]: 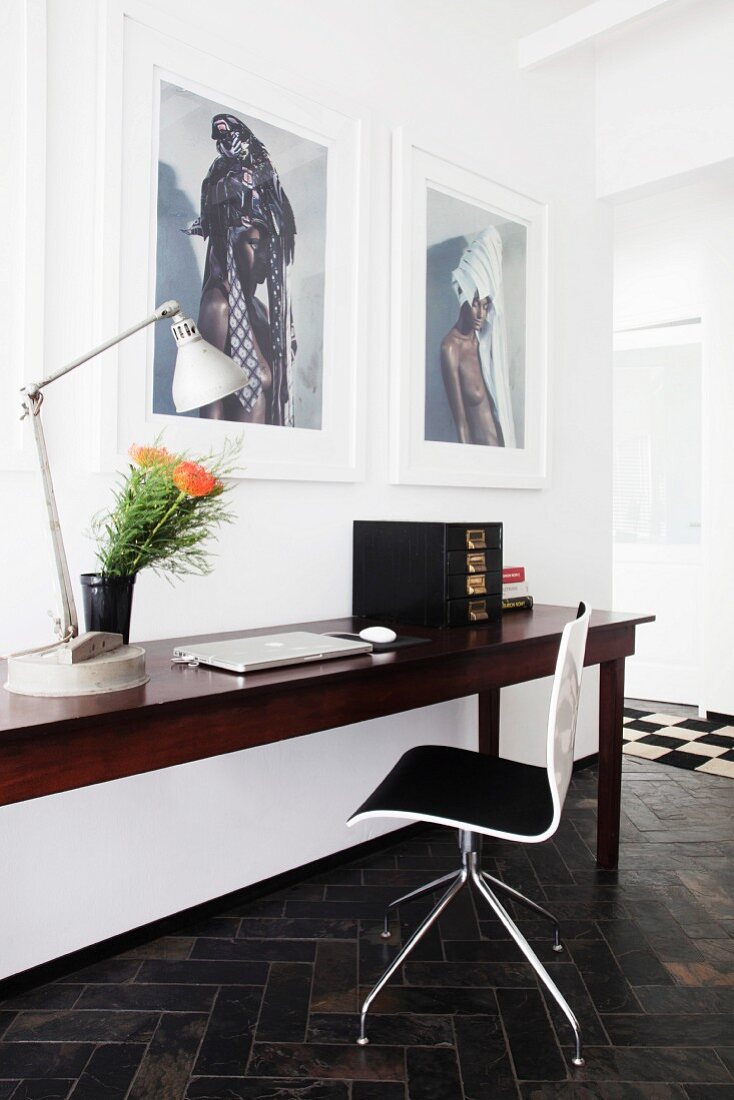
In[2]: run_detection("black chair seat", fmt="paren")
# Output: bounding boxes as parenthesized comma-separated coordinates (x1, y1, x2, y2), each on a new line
(350, 744, 554, 839)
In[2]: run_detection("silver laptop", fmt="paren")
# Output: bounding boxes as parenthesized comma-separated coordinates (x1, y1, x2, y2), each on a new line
(172, 631, 372, 673)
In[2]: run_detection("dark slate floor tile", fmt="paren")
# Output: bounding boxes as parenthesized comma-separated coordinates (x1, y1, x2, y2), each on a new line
(66, 1043, 145, 1099)
(436, 888, 480, 942)
(567, 940, 641, 1013)
(0, 1046, 91, 1081)
(0, 1084, 15, 1100)
(497, 988, 566, 1082)
(635, 985, 734, 1013)
(600, 921, 674, 986)
(0, 1017, 15, 1042)
(187, 1080, 349, 1099)
(684, 1087, 734, 1099)
(136, 959, 268, 985)
(308, 1012, 454, 1047)
(519, 1084, 688, 1098)
(454, 1013, 517, 1099)
(539, 959, 609, 1046)
(127, 1012, 207, 1100)
(444, 937, 560, 964)
(6, 1011, 157, 1044)
(405, 1046, 463, 1100)
(11, 1082, 73, 1099)
(178, 917, 241, 939)
(236, 917, 358, 940)
(283, 900, 386, 921)
(248, 1043, 404, 1081)
(74, 983, 216, 1012)
(715, 1047, 734, 1076)
(602, 1013, 734, 1046)
(311, 941, 358, 1014)
(191, 937, 316, 963)
(351, 1083, 406, 1100)
(570, 1045, 731, 1083)
(405, 960, 535, 988)
(0, 988, 82, 1013)
(56, 961, 140, 985)
(117, 936, 195, 961)
(357, 983, 498, 1016)
(256, 963, 312, 1043)
(193, 987, 263, 1077)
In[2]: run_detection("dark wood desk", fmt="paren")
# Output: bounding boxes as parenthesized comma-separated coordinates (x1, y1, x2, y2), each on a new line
(0, 606, 653, 869)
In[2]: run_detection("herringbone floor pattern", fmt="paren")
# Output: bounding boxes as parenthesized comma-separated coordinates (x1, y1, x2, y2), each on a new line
(1, 756, 733, 1098)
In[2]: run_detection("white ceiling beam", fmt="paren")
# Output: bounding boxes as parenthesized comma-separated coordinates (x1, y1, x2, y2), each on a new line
(518, 0, 677, 69)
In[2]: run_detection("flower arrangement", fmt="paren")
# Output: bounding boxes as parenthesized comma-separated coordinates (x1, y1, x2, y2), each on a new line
(91, 438, 240, 579)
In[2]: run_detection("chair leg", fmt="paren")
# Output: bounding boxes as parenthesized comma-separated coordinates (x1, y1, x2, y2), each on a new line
(380, 870, 460, 939)
(357, 870, 466, 1046)
(481, 871, 564, 952)
(471, 868, 584, 1067)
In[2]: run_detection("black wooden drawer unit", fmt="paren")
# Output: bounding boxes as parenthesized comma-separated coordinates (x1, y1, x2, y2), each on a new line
(353, 520, 502, 628)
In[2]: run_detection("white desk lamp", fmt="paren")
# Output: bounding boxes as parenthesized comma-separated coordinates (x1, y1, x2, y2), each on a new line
(5, 300, 244, 697)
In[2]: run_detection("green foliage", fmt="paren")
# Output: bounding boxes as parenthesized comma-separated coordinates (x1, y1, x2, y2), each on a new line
(91, 438, 240, 580)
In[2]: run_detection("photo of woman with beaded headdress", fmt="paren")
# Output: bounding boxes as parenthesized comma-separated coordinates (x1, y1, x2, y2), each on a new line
(424, 187, 526, 448)
(152, 81, 327, 429)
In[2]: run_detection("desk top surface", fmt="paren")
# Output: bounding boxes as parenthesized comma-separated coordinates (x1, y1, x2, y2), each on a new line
(1, 606, 653, 737)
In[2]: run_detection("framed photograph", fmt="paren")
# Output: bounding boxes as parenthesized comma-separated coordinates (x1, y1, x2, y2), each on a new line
(94, 5, 367, 480)
(390, 130, 549, 488)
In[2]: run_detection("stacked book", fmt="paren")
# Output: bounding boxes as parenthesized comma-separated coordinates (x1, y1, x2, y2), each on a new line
(502, 566, 533, 612)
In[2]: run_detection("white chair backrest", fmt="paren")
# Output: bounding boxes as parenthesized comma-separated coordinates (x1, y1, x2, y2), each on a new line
(545, 603, 591, 835)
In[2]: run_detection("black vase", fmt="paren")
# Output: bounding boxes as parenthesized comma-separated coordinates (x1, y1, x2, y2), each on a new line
(80, 574, 137, 645)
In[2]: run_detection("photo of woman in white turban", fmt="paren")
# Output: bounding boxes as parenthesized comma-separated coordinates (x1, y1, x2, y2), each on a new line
(439, 226, 516, 448)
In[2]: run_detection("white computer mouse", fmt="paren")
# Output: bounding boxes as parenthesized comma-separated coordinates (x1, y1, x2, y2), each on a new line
(359, 626, 398, 645)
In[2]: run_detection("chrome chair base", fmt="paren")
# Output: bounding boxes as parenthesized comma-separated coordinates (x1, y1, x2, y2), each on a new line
(356, 830, 584, 1067)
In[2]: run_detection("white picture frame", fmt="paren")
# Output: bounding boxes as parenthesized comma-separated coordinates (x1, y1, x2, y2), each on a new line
(390, 129, 549, 489)
(0, 0, 46, 471)
(93, 3, 367, 482)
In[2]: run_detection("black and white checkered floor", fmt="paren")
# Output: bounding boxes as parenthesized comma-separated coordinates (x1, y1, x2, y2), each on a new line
(623, 705, 734, 778)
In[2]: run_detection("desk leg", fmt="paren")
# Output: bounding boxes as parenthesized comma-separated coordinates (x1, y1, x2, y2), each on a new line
(597, 657, 625, 869)
(478, 689, 500, 756)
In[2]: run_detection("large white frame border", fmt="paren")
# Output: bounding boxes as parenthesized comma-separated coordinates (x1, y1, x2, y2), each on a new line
(92, 1, 367, 482)
(390, 129, 549, 489)
(0, 0, 46, 470)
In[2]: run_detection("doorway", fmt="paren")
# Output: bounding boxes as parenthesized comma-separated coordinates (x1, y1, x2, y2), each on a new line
(612, 321, 702, 706)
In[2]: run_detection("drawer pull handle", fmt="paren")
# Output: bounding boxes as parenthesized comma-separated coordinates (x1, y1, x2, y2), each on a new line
(467, 575, 487, 596)
(468, 599, 488, 622)
(465, 528, 486, 549)
(466, 552, 486, 573)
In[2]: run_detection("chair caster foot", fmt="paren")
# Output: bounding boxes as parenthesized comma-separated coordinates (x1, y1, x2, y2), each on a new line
(380, 931, 391, 939)
(571, 1056, 584, 1067)
(356, 1036, 369, 1046)
(552, 943, 564, 953)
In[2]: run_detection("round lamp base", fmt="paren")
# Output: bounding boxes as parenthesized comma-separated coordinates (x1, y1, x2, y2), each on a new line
(5, 645, 148, 697)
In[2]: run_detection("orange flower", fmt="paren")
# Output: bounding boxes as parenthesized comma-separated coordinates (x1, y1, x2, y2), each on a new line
(128, 444, 174, 468)
(172, 461, 222, 498)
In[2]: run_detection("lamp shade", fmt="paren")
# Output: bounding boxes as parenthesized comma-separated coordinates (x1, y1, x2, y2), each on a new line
(170, 315, 244, 412)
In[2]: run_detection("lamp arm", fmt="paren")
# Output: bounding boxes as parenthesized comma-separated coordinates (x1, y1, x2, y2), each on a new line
(20, 299, 183, 643)
(24, 300, 182, 398)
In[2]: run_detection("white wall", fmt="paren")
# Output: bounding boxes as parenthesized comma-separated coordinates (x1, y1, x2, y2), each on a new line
(0, 0, 612, 978)
(596, 0, 734, 198)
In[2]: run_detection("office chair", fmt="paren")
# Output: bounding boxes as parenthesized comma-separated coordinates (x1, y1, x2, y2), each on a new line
(347, 602, 591, 1067)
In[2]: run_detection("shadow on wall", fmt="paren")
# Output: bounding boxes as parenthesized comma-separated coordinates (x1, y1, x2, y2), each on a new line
(153, 162, 203, 418)
(425, 236, 465, 443)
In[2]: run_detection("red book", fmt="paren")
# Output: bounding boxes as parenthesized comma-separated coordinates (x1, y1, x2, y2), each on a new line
(503, 567, 525, 583)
